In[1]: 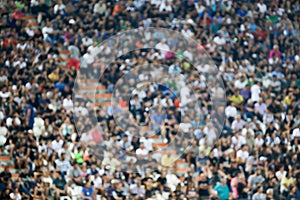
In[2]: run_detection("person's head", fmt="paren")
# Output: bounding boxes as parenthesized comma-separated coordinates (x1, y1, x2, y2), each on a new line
(221, 177, 227, 185)
(56, 171, 62, 179)
(84, 181, 90, 188)
(279, 165, 285, 171)
(139, 142, 145, 149)
(255, 169, 261, 175)
(286, 171, 292, 178)
(266, 188, 273, 196)
(61, 153, 65, 160)
(4, 166, 10, 173)
(73, 163, 78, 169)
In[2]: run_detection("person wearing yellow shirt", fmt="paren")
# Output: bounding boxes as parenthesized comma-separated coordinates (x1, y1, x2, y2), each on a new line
(161, 152, 176, 168)
(48, 68, 60, 82)
(283, 92, 294, 106)
(280, 172, 295, 196)
(230, 90, 244, 109)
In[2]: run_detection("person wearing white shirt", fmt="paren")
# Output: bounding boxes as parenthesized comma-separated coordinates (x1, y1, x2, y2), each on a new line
(0, 88, 11, 99)
(87, 42, 102, 58)
(292, 127, 300, 140)
(155, 39, 170, 57)
(83, 50, 95, 66)
(180, 116, 193, 133)
(94, 1, 106, 15)
(82, 36, 93, 47)
(132, 87, 146, 100)
(42, 23, 56, 45)
(236, 145, 249, 163)
(237, 135, 246, 149)
(91, 172, 103, 197)
(203, 123, 217, 146)
(195, 1, 206, 15)
(42, 23, 54, 40)
(183, 49, 193, 62)
(241, 124, 255, 137)
(54, 0, 66, 15)
(151, 0, 162, 7)
(51, 136, 64, 152)
(197, 64, 210, 73)
(181, 25, 194, 38)
(225, 102, 238, 119)
(257, 0, 267, 13)
(55, 153, 71, 175)
(231, 115, 246, 132)
(159, 0, 172, 12)
(140, 136, 154, 152)
(9, 189, 22, 200)
(251, 82, 261, 103)
(136, 143, 149, 160)
(234, 75, 248, 89)
(180, 85, 192, 106)
(275, 166, 287, 181)
(63, 95, 74, 111)
(254, 134, 264, 148)
(161, 94, 174, 108)
(213, 33, 226, 46)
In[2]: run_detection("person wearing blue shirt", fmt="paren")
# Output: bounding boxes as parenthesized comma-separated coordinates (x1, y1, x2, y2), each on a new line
(248, 19, 257, 32)
(237, 5, 248, 18)
(81, 182, 94, 200)
(213, 178, 230, 200)
(25, 101, 35, 129)
(55, 78, 66, 91)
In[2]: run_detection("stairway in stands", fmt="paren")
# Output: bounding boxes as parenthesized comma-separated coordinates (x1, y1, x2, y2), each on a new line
(78, 79, 198, 181)
(0, 153, 19, 180)
(23, 14, 72, 70)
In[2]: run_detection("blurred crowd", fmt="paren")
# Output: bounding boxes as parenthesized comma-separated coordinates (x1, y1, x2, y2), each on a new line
(1, 0, 300, 200)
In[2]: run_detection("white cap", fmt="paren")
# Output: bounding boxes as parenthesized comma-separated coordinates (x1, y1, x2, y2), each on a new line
(140, 137, 146, 142)
(69, 19, 76, 25)
(186, 19, 194, 24)
(259, 156, 267, 161)
(12, 85, 17, 91)
(25, 82, 31, 89)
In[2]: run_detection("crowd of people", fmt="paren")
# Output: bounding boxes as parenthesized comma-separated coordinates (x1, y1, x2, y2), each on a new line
(0, 0, 300, 200)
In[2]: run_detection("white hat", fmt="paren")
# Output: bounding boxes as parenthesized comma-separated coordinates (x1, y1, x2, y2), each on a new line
(186, 19, 194, 24)
(140, 137, 146, 142)
(69, 19, 76, 25)
(12, 85, 17, 91)
(48, 104, 54, 110)
(25, 82, 31, 89)
(259, 156, 267, 161)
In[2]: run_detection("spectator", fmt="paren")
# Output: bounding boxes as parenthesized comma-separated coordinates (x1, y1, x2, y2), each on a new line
(52, 172, 68, 200)
(212, 178, 230, 200)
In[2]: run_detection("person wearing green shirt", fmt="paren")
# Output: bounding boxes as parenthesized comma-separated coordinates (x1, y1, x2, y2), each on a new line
(74, 147, 84, 164)
(213, 178, 230, 200)
(267, 13, 279, 23)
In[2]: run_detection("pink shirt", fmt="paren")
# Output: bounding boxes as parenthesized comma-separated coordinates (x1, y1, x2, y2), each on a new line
(268, 49, 281, 58)
(231, 178, 246, 199)
(90, 129, 102, 143)
(231, 177, 239, 198)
